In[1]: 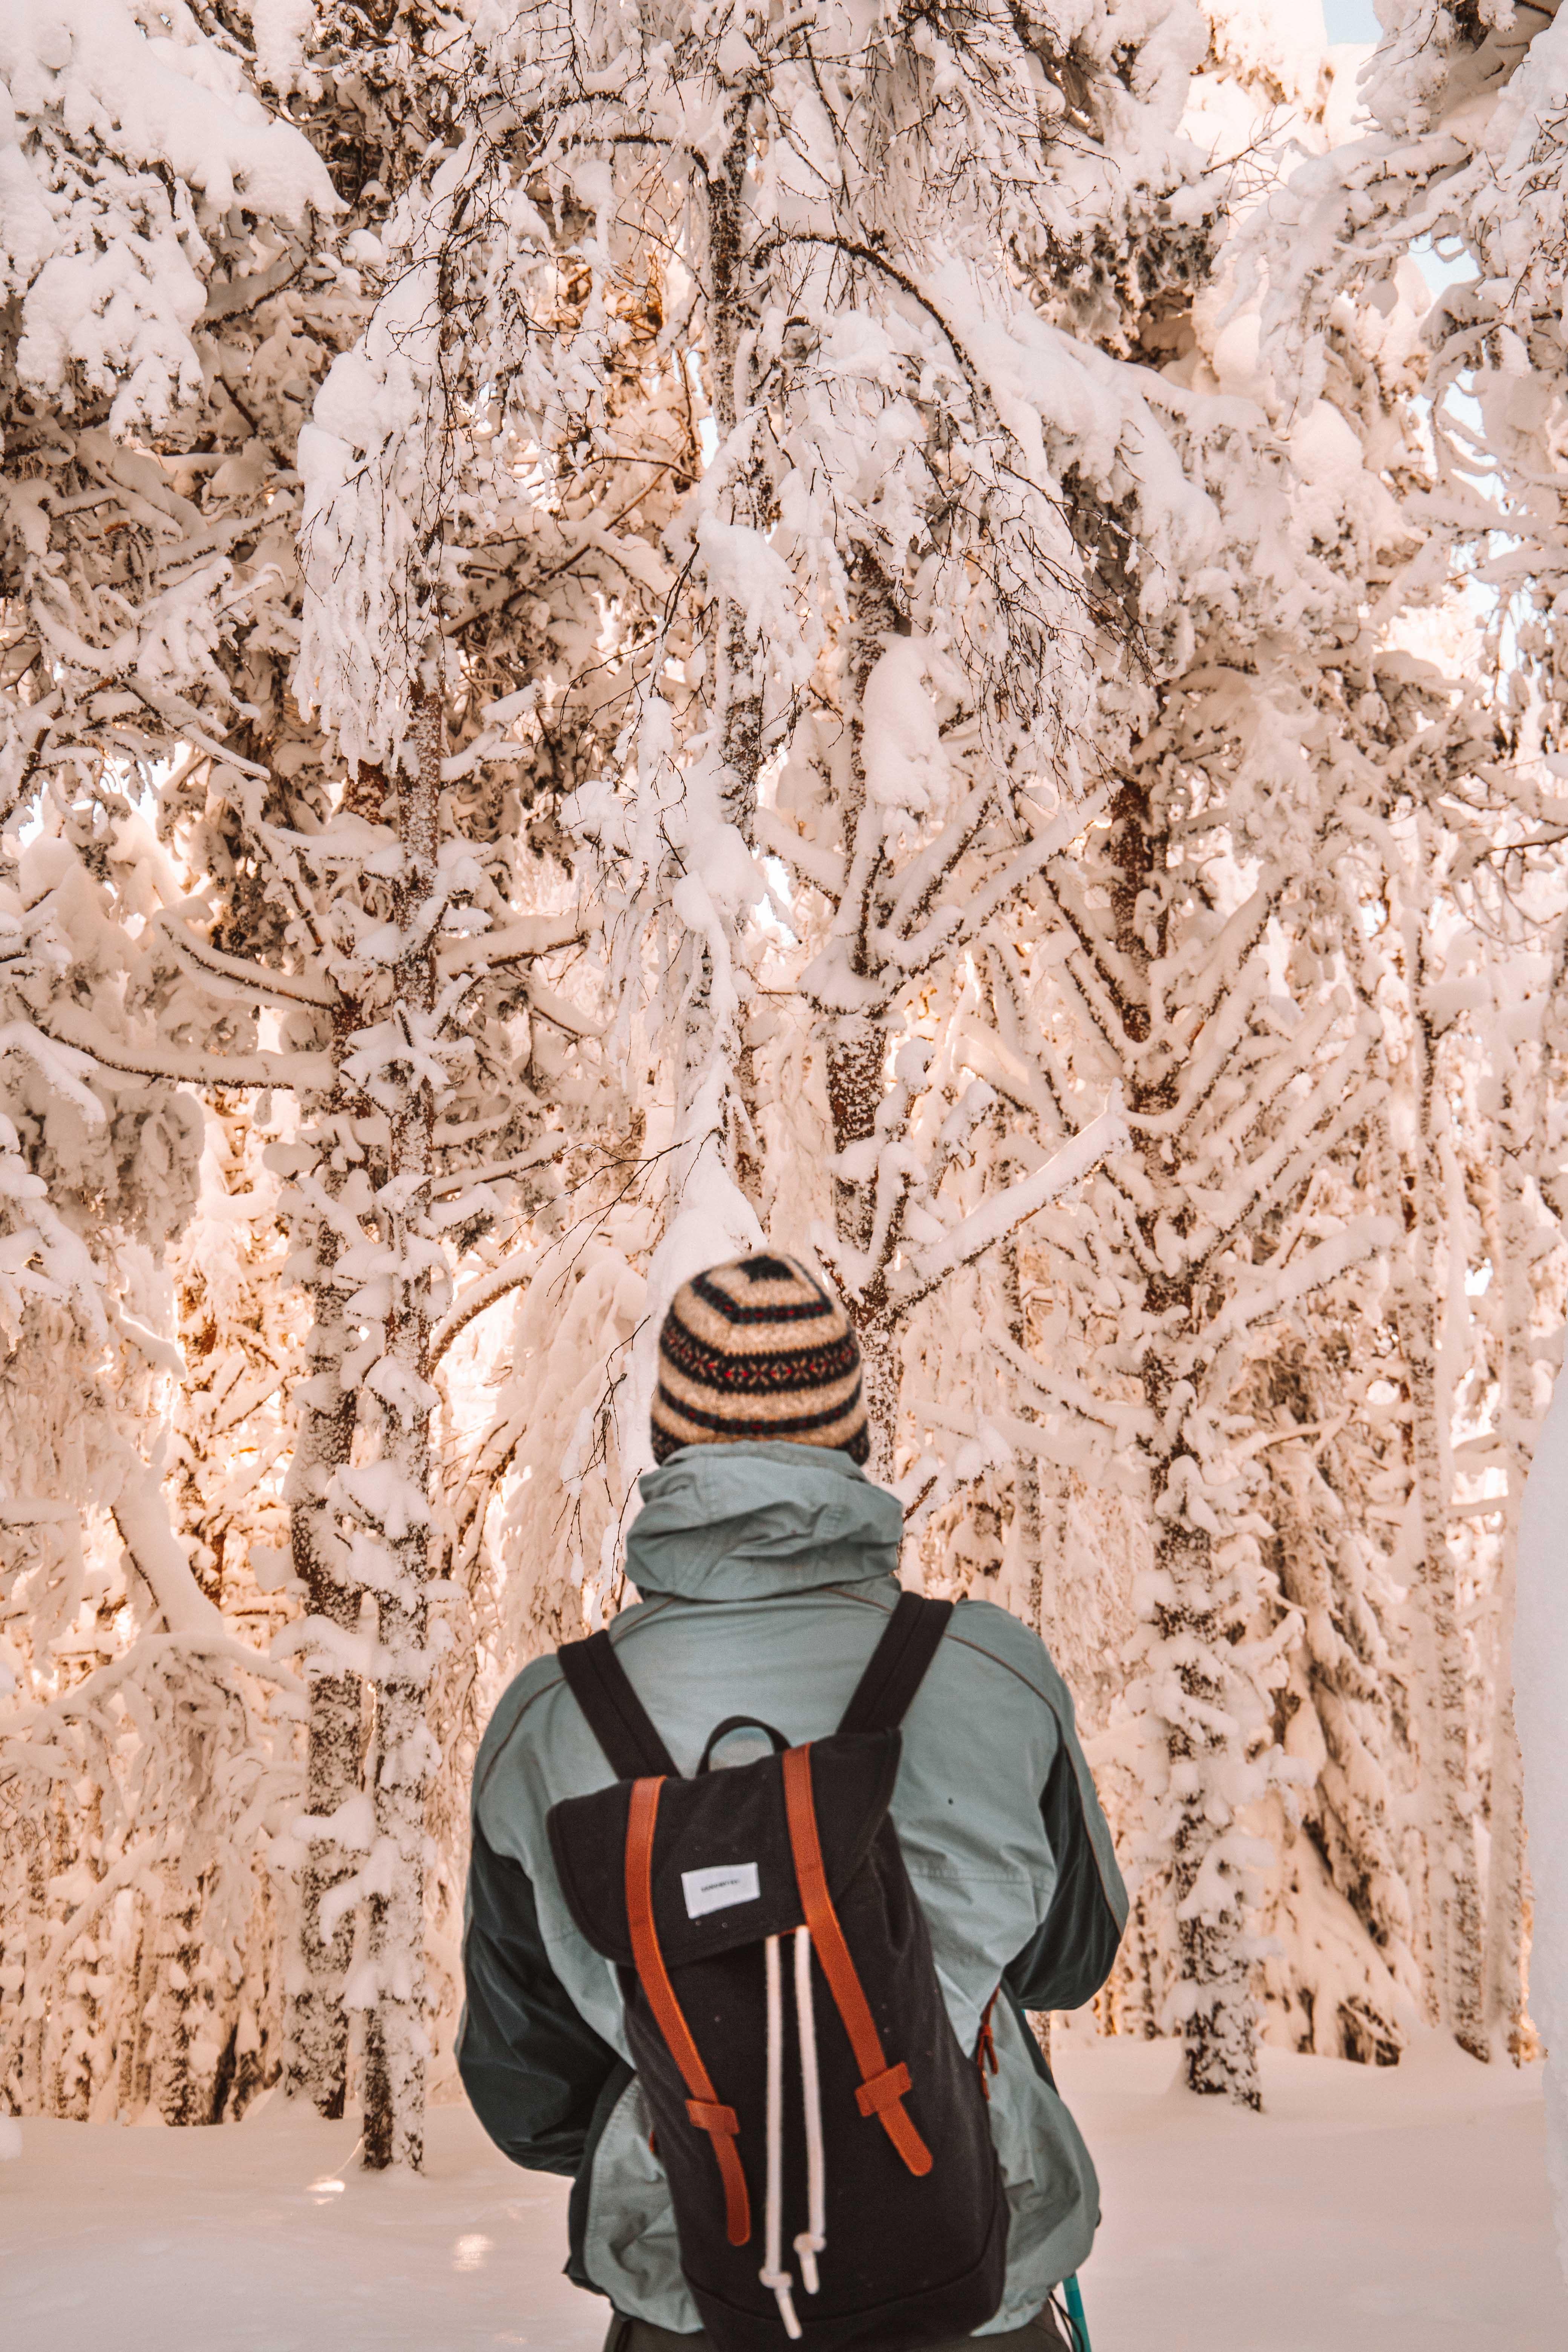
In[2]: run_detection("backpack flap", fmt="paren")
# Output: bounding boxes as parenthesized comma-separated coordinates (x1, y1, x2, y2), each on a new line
(547, 1727, 901, 1969)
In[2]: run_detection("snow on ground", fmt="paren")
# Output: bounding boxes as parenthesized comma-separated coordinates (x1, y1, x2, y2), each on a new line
(1059, 2034, 1564, 2349)
(2, 2035, 1562, 2352)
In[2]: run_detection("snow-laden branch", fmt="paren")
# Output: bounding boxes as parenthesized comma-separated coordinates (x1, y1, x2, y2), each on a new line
(427, 1139, 562, 1199)
(524, 974, 603, 1042)
(0, 1630, 304, 1743)
(1201, 1219, 1402, 1351)
(899, 1097, 1127, 1298)
(435, 911, 598, 974)
(161, 916, 337, 1008)
(110, 1446, 225, 1638)
(961, 786, 1114, 944)
(0, 1020, 108, 1126)
(753, 807, 847, 900)
(428, 1248, 539, 1372)
(991, 1331, 1158, 1447)
(107, 1299, 186, 1377)
(41, 1006, 333, 1094)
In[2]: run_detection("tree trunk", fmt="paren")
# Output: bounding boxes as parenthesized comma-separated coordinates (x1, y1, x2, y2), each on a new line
(1484, 1562, 1528, 2057)
(1266, 1429, 1414, 2047)
(818, 556, 905, 1476)
(1392, 1026, 1487, 2060)
(648, 95, 767, 1276)
(823, 1016, 899, 1475)
(1480, 1102, 1533, 2056)
(1106, 776, 1262, 2106)
(1001, 1231, 1044, 1624)
(361, 681, 443, 2171)
(707, 93, 767, 846)
(149, 1871, 205, 2126)
(17, 1813, 47, 2112)
(1147, 1448, 1263, 2109)
(284, 1118, 364, 2118)
(114, 1903, 148, 2118)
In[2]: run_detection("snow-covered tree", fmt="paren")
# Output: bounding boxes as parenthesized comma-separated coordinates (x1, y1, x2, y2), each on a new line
(0, 0, 342, 818)
(0, 811, 300, 2125)
(8, 0, 1568, 2200)
(1245, 0, 1568, 2070)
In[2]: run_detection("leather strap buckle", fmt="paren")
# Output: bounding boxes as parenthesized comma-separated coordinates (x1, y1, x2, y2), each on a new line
(854, 2062, 913, 2119)
(685, 2097, 740, 2137)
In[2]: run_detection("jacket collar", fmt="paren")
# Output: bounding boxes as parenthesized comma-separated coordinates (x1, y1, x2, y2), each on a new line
(625, 1441, 903, 1603)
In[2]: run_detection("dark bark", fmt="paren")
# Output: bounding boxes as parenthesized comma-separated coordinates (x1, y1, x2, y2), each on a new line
(284, 1026, 366, 2121)
(361, 679, 443, 2172)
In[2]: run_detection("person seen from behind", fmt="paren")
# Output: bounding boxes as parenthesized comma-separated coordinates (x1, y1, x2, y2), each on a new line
(459, 1253, 1127, 2352)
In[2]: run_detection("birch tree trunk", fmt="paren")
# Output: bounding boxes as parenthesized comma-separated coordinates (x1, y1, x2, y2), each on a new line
(1391, 999, 1487, 2060)
(1485, 1542, 1528, 2057)
(819, 557, 907, 1479)
(360, 682, 444, 2171)
(1107, 777, 1263, 2105)
(660, 91, 766, 1260)
(1002, 1231, 1044, 1626)
(17, 1815, 47, 2112)
(1479, 1084, 1535, 2056)
(708, 96, 764, 863)
(284, 1070, 364, 2118)
(1144, 1364, 1263, 2109)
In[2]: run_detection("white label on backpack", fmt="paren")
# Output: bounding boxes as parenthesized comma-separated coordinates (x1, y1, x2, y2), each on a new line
(681, 1862, 761, 1920)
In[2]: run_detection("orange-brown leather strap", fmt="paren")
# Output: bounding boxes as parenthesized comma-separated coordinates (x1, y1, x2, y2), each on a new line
(625, 1776, 752, 2245)
(781, 1744, 932, 2177)
(975, 1988, 1000, 2102)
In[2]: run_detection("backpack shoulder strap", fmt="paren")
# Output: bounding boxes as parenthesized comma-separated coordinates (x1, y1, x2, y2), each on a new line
(558, 1630, 679, 1779)
(836, 1592, 954, 1736)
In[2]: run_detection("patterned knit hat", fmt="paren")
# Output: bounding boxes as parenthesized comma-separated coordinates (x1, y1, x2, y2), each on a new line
(650, 1253, 870, 1467)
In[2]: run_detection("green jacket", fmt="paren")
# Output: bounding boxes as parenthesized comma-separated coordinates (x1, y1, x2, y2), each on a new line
(459, 1442, 1127, 2332)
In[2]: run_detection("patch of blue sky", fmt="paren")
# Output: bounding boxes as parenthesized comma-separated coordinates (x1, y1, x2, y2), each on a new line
(1322, 0, 1382, 43)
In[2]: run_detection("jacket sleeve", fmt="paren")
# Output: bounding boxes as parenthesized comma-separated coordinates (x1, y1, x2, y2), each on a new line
(457, 1811, 622, 2175)
(1003, 1733, 1128, 2015)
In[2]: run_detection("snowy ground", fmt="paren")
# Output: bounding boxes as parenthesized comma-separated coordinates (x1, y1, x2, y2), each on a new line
(3, 2035, 1562, 2352)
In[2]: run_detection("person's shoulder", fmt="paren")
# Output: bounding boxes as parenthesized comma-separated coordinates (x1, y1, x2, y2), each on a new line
(474, 1648, 566, 1785)
(940, 1596, 1076, 1723)
(473, 1596, 668, 1788)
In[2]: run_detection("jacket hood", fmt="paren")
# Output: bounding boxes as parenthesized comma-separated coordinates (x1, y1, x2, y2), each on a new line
(625, 1440, 903, 1602)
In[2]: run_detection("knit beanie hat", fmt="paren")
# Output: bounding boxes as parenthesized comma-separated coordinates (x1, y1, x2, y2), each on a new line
(650, 1253, 871, 1467)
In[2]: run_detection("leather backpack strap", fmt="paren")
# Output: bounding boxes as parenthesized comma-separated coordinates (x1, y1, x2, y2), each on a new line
(558, 1630, 679, 1779)
(625, 1778, 752, 2246)
(782, 1744, 932, 2176)
(835, 1592, 955, 1736)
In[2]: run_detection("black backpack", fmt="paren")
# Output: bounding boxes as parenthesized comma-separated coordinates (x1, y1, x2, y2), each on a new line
(547, 1595, 1009, 2352)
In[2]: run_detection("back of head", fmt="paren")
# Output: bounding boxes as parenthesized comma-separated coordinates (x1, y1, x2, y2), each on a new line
(651, 1252, 870, 1467)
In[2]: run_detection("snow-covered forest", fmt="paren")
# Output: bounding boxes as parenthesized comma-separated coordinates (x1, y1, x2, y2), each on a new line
(2, 0, 1567, 2255)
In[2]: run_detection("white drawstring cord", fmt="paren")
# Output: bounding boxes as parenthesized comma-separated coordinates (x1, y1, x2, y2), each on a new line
(760, 1934, 801, 2339)
(760, 1929, 826, 2330)
(792, 1926, 826, 2295)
